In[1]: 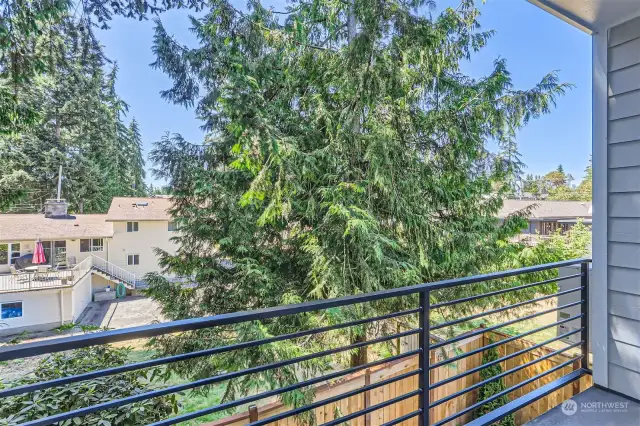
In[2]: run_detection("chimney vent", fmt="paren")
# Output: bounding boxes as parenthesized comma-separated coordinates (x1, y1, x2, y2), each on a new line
(44, 199, 68, 218)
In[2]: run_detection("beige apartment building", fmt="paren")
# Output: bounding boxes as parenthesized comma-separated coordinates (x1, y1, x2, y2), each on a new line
(0, 197, 177, 277)
(0, 197, 178, 336)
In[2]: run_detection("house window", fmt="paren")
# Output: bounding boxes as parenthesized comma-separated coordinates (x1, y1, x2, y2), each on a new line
(0, 243, 20, 265)
(168, 221, 178, 232)
(1, 302, 23, 319)
(127, 254, 139, 266)
(80, 239, 104, 252)
(127, 222, 139, 232)
(9, 243, 20, 264)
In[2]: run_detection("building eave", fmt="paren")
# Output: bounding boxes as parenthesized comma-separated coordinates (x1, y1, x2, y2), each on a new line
(527, 0, 594, 34)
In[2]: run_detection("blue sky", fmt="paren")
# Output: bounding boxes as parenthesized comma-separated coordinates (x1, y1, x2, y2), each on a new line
(97, 0, 592, 186)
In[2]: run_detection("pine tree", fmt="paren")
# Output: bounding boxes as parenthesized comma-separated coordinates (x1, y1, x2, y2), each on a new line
(474, 343, 516, 426)
(127, 118, 147, 195)
(0, 12, 149, 212)
(146, 0, 571, 405)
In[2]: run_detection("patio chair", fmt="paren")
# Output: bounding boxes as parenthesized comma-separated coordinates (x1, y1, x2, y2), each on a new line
(9, 265, 28, 282)
(55, 253, 68, 269)
(35, 265, 50, 281)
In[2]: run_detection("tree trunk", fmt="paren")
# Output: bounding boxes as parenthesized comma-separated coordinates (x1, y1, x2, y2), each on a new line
(350, 333, 368, 367)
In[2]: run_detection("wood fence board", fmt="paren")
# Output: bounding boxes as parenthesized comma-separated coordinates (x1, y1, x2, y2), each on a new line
(204, 330, 591, 426)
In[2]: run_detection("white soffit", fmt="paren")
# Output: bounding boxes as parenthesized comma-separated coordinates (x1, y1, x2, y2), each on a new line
(528, 0, 640, 34)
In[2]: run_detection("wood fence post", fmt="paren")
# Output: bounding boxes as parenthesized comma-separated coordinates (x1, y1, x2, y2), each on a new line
(364, 368, 372, 426)
(248, 405, 259, 424)
(572, 360, 581, 395)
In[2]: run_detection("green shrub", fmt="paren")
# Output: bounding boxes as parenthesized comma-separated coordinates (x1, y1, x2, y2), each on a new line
(474, 343, 516, 426)
(0, 345, 177, 425)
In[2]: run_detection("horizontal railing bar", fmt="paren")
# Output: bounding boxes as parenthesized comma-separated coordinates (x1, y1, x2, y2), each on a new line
(0, 308, 420, 398)
(19, 329, 420, 426)
(431, 300, 583, 350)
(430, 313, 583, 369)
(431, 286, 583, 331)
(430, 327, 583, 390)
(431, 273, 581, 309)
(315, 389, 421, 426)
(429, 340, 582, 408)
(466, 369, 586, 426)
(249, 370, 422, 426)
(432, 355, 583, 426)
(0, 258, 590, 361)
(149, 349, 421, 426)
(380, 409, 422, 426)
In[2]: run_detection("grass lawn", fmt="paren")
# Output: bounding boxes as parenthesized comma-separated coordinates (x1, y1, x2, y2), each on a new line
(128, 349, 230, 426)
(430, 298, 577, 353)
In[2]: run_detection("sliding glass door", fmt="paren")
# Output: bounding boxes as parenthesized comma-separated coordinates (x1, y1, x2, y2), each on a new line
(41, 241, 67, 266)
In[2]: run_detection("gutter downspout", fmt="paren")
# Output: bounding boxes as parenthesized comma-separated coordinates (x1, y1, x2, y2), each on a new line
(59, 289, 64, 326)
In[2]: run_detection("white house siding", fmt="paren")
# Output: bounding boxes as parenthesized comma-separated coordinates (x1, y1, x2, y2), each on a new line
(606, 17, 640, 400)
(0, 237, 108, 274)
(71, 272, 92, 321)
(0, 272, 92, 336)
(0, 288, 70, 336)
(106, 221, 178, 278)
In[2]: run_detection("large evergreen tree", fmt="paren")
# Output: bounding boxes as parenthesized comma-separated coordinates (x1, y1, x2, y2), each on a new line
(0, 11, 148, 212)
(145, 0, 571, 407)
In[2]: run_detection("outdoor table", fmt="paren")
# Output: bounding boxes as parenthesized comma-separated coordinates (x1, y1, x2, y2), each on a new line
(23, 265, 51, 284)
(24, 266, 46, 272)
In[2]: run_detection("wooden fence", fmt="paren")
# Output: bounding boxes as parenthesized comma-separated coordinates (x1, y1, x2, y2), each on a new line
(203, 330, 591, 426)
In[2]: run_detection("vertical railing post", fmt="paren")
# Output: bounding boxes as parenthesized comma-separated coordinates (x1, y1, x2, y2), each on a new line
(418, 289, 430, 426)
(580, 261, 590, 370)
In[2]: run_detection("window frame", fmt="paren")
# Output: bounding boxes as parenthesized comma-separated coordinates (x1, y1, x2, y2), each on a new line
(0, 243, 20, 265)
(80, 238, 104, 252)
(127, 254, 140, 266)
(1, 301, 23, 320)
(127, 222, 139, 232)
(0, 243, 8, 265)
(168, 221, 178, 232)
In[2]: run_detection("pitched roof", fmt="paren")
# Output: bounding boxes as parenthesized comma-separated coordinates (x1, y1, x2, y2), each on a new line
(105, 197, 172, 222)
(498, 200, 592, 219)
(0, 214, 112, 242)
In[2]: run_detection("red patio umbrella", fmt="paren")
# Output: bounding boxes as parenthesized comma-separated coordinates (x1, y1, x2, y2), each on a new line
(33, 240, 46, 264)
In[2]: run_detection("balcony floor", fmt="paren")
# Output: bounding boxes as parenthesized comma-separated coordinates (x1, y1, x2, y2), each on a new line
(526, 386, 640, 426)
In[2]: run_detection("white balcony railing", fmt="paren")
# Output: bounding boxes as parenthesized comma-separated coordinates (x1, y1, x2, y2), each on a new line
(0, 256, 93, 293)
(90, 255, 136, 286)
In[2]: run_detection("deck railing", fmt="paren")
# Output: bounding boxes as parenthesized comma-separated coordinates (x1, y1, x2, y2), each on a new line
(0, 258, 591, 426)
(0, 256, 93, 293)
(90, 255, 136, 287)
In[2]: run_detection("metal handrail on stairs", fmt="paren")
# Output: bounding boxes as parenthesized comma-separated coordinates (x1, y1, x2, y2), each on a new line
(90, 255, 136, 288)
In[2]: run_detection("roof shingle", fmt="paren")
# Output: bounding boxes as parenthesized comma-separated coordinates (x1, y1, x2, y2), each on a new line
(105, 197, 172, 222)
(498, 200, 592, 219)
(0, 214, 112, 242)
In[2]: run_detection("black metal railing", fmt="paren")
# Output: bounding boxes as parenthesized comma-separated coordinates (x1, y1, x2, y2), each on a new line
(0, 258, 591, 426)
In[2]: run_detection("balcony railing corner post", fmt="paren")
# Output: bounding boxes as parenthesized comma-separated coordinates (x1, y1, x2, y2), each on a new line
(580, 261, 590, 371)
(418, 289, 430, 426)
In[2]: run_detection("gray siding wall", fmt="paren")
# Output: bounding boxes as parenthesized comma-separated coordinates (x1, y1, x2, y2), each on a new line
(607, 17, 640, 401)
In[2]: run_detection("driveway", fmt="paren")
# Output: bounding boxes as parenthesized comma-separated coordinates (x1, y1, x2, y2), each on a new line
(0, 296, 165, 381)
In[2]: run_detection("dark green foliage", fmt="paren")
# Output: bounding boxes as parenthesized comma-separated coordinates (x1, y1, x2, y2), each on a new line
(473, 343, 516, 426)
(0, 12, 148, 212)
(0, 345, 177, 425)
(144, 0, 577, 415)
